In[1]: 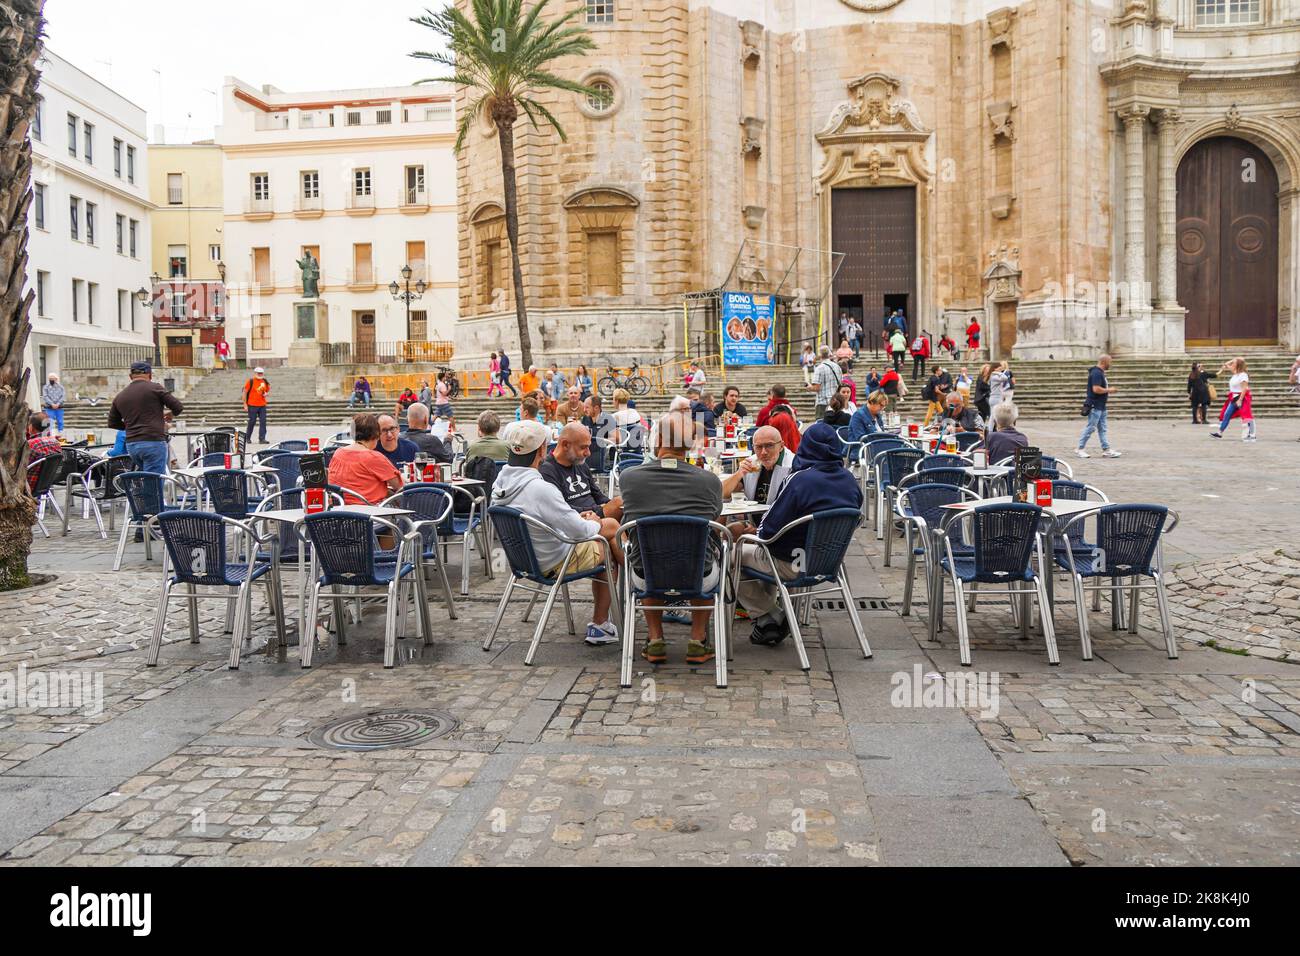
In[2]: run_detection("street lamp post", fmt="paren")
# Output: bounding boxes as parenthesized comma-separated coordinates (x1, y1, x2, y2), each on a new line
(388, 263, 427, 342)
(136, 272, 162, 366)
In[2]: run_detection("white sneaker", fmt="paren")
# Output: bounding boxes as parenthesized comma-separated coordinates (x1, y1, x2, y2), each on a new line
(584, 622, 618, 646)
(1075, 449, 1090, 459)
(1102, 449, 1122, 458)
(1243, 435, 1257, 443)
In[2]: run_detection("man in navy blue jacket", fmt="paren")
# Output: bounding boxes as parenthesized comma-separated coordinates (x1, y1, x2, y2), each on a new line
(735, 422, 864, 645)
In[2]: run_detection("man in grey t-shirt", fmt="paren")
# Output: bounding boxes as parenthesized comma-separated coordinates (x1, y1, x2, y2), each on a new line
(619, 410, 723, 666)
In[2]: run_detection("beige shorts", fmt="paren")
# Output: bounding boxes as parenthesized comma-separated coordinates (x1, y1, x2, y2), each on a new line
(546, 539, 606, 578)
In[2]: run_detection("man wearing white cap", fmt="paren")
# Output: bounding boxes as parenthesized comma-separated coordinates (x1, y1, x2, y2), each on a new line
(491, 420, 623, 645)
(242, 367, 271, 445)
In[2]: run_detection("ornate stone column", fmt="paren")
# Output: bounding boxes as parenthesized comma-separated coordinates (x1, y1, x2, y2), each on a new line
(1155, 108, 1180, 309)
(1120, 105, 1151, 302)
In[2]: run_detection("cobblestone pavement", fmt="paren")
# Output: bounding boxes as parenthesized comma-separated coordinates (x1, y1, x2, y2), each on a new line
(1, 424, 1297, 866)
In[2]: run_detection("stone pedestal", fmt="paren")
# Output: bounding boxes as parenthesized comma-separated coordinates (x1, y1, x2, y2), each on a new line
(1011, 299, 1107, 361)
(287, 299, 327, 368)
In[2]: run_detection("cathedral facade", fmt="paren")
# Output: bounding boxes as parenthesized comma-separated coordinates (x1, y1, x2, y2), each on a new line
(454, 0, 1300, 364)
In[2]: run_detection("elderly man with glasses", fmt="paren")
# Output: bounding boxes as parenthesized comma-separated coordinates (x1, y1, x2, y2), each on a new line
(721, 425, 794, 510)
(376, 413, 419, 467)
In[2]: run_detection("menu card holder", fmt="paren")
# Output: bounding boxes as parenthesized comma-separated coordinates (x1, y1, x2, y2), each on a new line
(300, 452, 329, 490)
(1014, 447, 1043, 502)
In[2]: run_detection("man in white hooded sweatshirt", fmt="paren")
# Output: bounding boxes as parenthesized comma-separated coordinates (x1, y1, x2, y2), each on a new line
(492, 420, 623, 645)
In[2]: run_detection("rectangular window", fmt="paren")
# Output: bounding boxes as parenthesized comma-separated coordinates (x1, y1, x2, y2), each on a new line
(34, 184, 44, 230)
(586, 0, 614, 24)
(353, 168, 371, 196)
(83, 121, 93, 163)
(252, 173, 270, 201)
(252, 313, 271, 351)
(114, 138, 123, 177)
(71, 279, 81, 322)
(67, 113, 77, 156)
(171, 290, 186, 320)
(346, 111, 362, 126)
(118, 289, 127, 330)
(301, 170, 319, 198)
(376, 109, 392, 125)
(407, 241, 427, 281)
(353, 243, 373, 283)
(87, 282, 98, 324)
(36, 271, 48, 317)
(69, 196, 79, 240)
(130, 294, 137, 332)
(32, 97, 42, 141)
(168, 244, 188, 278)
(409, 310, 428, 342)
(405, 165, 425, 203)
(126, 145, 135, 183)
(129, 219, 138, 257)
(85, 202, 96, 245)
(209, 243, 222, 261)
(1194, 0, 1261, 25)
(484, 239, 502, 304)
(586, 230, 620, 295)
(253, 247, 271, 286)
(167, 173, 183, 204)
(212, 286, 225, 318)
(116, 214, 124, 253)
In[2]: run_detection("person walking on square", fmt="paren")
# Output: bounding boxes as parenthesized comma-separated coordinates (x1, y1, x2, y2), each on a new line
(965, 318, 982, 357)
(487, 352, 502, 397)
(1187, 361, 1216, 424)
(889, 327, 907, 372)
(109, 361, 184, 476)
(910, 331, 930, 381)
(974, 363, 993, 420)
(498, 350, 517, 397)
(242, 367, 270, 446)
(1077, 354, 1121, 458)
(1211, 357, 1256, 442)
(41, 374, 66, 435)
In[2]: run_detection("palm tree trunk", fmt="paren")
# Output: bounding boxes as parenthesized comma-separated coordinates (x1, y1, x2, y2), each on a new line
(0, 0, 46, 591)
(496, 118, 533, 369)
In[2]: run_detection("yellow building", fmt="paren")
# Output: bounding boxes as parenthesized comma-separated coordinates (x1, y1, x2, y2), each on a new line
(148, 142, 227, 365)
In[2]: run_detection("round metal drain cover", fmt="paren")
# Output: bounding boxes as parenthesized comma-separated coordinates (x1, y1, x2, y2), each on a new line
(308, 710, 459, 751)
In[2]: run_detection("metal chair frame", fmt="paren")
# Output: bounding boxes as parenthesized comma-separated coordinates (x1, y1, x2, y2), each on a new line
(731, 509, 872, 675)
(61, 454, 133, 538)
(112, 472, 193, 571)
(481, 507, 621, 668)
(145, 512, 286, 670)
(26, 456, 67, 538)
(893, 484, 982, 617)
(616, 517, 732, 688)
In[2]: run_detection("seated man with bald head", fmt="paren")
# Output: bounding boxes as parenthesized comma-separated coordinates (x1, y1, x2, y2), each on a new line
(405, 402, 453, 463)
(539, 421, 624, 521)
(720, 424, 794, 506)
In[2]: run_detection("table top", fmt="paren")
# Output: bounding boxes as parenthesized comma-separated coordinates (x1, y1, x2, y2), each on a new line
(722, 499, 770, 517)
(963, 465, 1013, 477)
(253, 505, 414, 523)
(941, 495, 1104, 518)
(173, 464, 276, 479)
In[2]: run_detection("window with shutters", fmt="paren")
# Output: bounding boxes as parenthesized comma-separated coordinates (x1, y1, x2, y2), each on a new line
(252, 314, 271, 351)
(406, 241, 426, 281)
(167, 173, 183, 204)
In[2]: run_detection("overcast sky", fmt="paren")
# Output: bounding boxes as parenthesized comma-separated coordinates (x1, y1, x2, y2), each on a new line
(44, 0, 452, 143)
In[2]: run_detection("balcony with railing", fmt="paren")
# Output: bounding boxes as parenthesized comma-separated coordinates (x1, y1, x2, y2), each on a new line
(293, 193, 324, 218)
(345, 192, 376, 216)
(399, 186, 430, 213)
(244, 194, 274, 219)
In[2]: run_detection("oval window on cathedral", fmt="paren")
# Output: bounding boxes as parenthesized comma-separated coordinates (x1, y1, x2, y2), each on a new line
(586, 80, 615, 115)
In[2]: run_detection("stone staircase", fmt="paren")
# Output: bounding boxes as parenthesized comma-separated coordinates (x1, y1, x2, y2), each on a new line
(60, 348, 1299, 431)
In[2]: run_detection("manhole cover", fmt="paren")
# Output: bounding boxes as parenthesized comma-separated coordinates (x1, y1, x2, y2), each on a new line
(308, 710, 459, 751)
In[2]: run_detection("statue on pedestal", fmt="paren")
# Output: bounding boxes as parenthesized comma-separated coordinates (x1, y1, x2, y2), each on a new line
(296, 250, 320, 299)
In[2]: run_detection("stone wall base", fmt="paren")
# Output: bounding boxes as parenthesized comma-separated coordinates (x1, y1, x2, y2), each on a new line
(1010, 299, 1109, 361)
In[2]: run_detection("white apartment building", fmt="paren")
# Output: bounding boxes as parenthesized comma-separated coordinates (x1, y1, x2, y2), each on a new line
(25, 51, 154, 405)
(217, 78, 457, 365)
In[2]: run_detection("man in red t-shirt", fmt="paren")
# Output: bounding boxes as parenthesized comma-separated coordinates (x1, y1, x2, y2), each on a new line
(242, 367, 271, 445)
(755, 384, 788, 427)
(327, 414, 404, 504)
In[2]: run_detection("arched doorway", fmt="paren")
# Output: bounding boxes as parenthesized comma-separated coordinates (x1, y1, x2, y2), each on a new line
(1177, 136, 1279, 345)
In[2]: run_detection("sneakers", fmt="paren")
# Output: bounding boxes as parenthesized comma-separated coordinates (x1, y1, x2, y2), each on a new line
(661, 610, 693, 625)
(1075, 449, 1090, 458)
(641, 639, 667, 663)
(749, 619, 789, 646)
(685, 641, 715, 665)
(584, 622, 618, 646)
(1243, 435, 1258, 443)
(1210, 431, 1222, 439)
(1102, 449, 1122, 458)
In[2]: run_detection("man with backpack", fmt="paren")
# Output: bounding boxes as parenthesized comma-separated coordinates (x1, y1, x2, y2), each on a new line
(242, 367, 270, 445)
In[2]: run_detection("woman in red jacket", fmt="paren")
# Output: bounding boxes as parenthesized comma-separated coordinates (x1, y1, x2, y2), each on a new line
(966, 320, 982, 355)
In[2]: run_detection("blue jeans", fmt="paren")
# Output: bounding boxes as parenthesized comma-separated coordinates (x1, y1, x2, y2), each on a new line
(1218, 400, 1240, 432)
(45, 408, 64, 431)
(126, 440, 169, 475)
(245, 405, 267, 443)
(348, 393, 371, 408)
(1077, 406, 1110, 451)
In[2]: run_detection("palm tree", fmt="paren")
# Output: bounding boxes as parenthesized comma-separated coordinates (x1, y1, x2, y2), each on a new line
(0, 0, 45, 591)
(412, 0, 603, 369)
